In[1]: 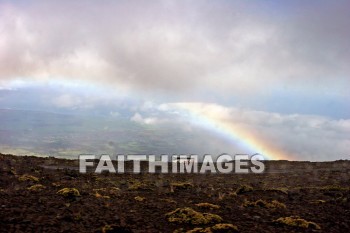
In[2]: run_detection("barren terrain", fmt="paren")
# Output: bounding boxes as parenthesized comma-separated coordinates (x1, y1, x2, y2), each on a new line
(1, 153, 350, 232)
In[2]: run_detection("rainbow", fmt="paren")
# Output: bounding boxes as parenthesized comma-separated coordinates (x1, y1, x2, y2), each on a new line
(3, 79, 294, 160)
(172, 102, 293, 161)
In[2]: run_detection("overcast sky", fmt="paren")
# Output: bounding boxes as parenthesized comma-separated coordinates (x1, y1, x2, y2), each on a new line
(0, 0, 349, 160)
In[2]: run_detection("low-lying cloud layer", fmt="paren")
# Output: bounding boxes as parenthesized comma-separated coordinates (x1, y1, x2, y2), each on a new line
(159, 102, 350, 161)
(0, 84, 349, 160)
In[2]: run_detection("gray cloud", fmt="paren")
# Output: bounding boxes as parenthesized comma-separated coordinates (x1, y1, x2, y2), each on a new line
(0, 0, 349, 99)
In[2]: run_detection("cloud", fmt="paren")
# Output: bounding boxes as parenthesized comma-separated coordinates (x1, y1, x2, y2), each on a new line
(162, 102, 350, 161)
(0, 1, 348, 161)
(52, 94, 82, 108)
(130, 112, 158, 125)
(109, 111, 120, 117)
(0, 0, 348, 100)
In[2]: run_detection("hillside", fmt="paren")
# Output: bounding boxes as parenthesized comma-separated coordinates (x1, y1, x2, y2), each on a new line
(1, 153, 350, 232)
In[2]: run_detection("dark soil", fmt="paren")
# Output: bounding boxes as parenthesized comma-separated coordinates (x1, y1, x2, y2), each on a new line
(1, 153, 350, 232)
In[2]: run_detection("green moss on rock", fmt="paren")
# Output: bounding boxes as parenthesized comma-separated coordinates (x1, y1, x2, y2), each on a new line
(57, 188, 81, 197)
(166, 207, 222, 225)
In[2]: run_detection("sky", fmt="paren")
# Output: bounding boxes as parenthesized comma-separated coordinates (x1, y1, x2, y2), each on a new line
(0, 0, 349, 161)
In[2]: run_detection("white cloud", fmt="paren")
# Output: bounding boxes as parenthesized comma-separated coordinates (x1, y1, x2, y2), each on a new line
(164, 102, 350, 161)
(109, 111, 120, 117)
(130, 112, 158, 125)
(52, 94, 82, 108)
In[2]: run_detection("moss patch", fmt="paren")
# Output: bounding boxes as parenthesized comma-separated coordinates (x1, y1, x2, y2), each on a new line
(166, 207, 222, 225)
(134, 196, 146, 202)
(57, 188, 81, 197)
(186, 223, 239, 233)
(243, 199, 286, 209)
(127, 180, 149, 190)
(195, 203, 220, 210)
(18, 174, 39, 182)
(27, 184, 45, 191)
(274, 216, 321, 230)
(171, 182, 194, 189)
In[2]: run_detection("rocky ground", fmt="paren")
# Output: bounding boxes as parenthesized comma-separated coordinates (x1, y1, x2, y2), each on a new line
(1, 153, 350, 232)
